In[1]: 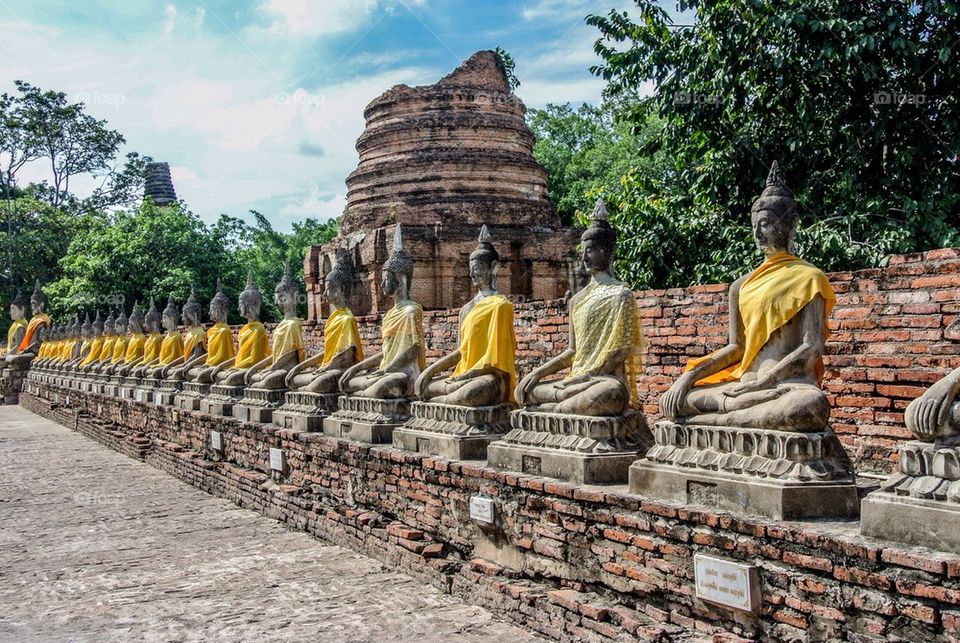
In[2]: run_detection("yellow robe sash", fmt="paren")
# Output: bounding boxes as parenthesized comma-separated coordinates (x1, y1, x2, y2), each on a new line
(6, 319, 27, 352)
(77, 340, 91, 363)
(182, 326, 206, 359)
(452, 295, 517, 402)
(80, 337, 104, 367)
(569, 281, 642, 408)
(110, 336, 129, 364)
(142, 332, 163, 364)
(205, 322, 236, 366)
(97, 336, 117, 362)
(322, 308, 363, 367)
(61, 340, 76, 361)
(270, 318, 304, 365)
(235, 322, 270, 368)
(124, 333, 145, 364)
(159, 332, 184, 365)
(687, 251, 836, 386)
(17, 314, 50, 352)
(380, 302, 425, 371)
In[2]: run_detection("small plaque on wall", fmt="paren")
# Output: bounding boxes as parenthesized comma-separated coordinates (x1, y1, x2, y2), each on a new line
(469, 496, 496, 525)
(269, 448, 285, 472)
(210, 430, 223, 451)
(694, 554, 760, 613)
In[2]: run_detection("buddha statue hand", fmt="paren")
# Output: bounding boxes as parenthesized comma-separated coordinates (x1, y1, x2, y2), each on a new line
(906, 376, 960, 441)
(660, 372, 696, 420)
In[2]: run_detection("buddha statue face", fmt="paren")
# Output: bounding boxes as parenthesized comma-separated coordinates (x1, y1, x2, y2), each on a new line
(129, 313, 144, 334)
(93, 316, 104, 337)
(9, 302, 24, 321)
(115, 315, 128, 335)
(324, 276, 347, 310)
(751, 208, 796, 257)
(239, 291, 261, 322)
(209, 297, 229, 324)
(103, 317, 115, 336)
(183, 304, 201, 327)
(580, 238, 614, 275)
(469, 256, 497, 290)
(381, 269, 403, 298)
(161, 309, 178, 333)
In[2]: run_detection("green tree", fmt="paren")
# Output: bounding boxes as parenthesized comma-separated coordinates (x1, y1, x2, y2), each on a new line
(587, 0, 960, 287)
(494, 46, 521, 91)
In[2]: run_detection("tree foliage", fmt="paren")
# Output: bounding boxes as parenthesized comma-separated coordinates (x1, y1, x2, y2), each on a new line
(580, 0, 960, 287)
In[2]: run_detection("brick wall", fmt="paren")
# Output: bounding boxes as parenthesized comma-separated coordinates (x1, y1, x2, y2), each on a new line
(22, 387, 960, 643)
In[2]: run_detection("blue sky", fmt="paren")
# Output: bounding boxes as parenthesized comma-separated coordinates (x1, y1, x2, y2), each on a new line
(1, 0, 638, 231)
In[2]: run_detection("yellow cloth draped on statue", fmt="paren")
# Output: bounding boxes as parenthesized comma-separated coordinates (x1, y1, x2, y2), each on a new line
(159, 332, 184, 365)
(141, 332, 163, 364)
(322, 308, 363, 367)
(124, 333, 145, 364)
(182, 327, 206, 359)
(270, 318, 304, 364)
(686, 251, 836, 386)
(110, 336, 129, 364)
(80, 337, 103, 367)
(235, 322, 269, 368)
(17, 314, 50, 352)
(6, 319, 27, 353)
(37, 342, 49, 359)
(569, 281, 642, 408)
(78, 340, 91, 362)
(451, 295, 517, 402)
(204, 322, 235, 366)
(379, 302, 425, 371)
(61, 340, 76, 361)
(97, 336, 117, 362)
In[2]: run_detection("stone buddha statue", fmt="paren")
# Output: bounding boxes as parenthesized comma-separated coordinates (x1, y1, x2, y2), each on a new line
(144, 296, 185, 380)
(658, 162, 835, 432)
(6, 280, 51, 368)
(284, 250, 363, 394)
(115, 303, 146, 378)
(34, 323, 58, 367)
(4, 289, 28, 357)
(180, 280, 235, 384)
(415, 226, 515, 407)
(163, 287, 207, 381)
(339, 226, 423, 399)
(79, 312, 105, 372)
(105, 307, 130, 376)
(208, 273, 270, 387)
(241, 263, 305, 389)
(90, 311, 117, 373)
(66, 314, 94, 370)
(130, 299, 163, 378)
(56, 316, 81, 368)
(514, 200, 641, 416)
(904, 368, 960, 442)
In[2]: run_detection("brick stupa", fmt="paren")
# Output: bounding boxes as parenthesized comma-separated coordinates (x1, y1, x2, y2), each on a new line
(305, 50, 578, 319)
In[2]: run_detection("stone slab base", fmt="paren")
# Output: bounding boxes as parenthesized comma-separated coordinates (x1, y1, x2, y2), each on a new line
(486, 442, 640, 485)
(861, 492, 960, 551)
(629, 460, 859, 521)
(392, 427, 499, 461)
(272, 410, 325, 432)
(134, 384, 159, 403)
(154, 389, 179, 406)
(271, 391, 340, 432)
(233, 404, 276, 424)
(322, 416, 398, 444)
(232, 387, 287, 424)
(392, 402, 513, 460)
(200, 384, 245, 417)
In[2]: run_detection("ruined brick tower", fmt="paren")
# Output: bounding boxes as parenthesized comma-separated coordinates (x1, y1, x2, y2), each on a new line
(305, 50, 578, 320)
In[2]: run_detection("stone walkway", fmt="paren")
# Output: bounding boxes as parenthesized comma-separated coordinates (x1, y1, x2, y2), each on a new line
(0, 406, 539, 642)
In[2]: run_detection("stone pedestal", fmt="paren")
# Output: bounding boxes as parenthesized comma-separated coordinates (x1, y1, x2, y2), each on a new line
(103, 376, 123, 398)
(393, 402, 513, 460)
(486, 410, 650, 484)
(174, 380, 210, 411)
(117, 376, 136, 400)
(0, 364, 29, 405)
(233, 388, 287, 424)
(154, 379, 183, 406)
(322, 396, 411, 444)
(629, 422, 859, 520)
(200, 384, 246, 417)
(134, 378, 160, 403)
(272, 391, 340, 432)
(862, 440, 960, 550)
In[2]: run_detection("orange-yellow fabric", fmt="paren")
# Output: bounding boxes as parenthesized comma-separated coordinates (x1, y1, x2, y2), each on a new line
(124, 333, 145, 364)
(182, 326, 205, 359)
(110, 335, 129, 364)
(451, 295, 516, 402)
(80, 337, 104, 367)
(235, 322, 269, 368)
(5, 319, 26, 353)
(379, 302, 425, 370)
(17, 314, 50, 352)
(159, 332, 184, 365)
(322, 308, 363, 367)
(204, 322, 235, 366)
(270, 318, 304, 364)
(97, 336, 117, 363)
(141, 332, 163, 363)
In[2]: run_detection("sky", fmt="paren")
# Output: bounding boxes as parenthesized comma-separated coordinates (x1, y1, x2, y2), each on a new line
(0, 0, 637, 231)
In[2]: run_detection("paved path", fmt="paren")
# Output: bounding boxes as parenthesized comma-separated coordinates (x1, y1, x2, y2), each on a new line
(0, 406, 538, 642)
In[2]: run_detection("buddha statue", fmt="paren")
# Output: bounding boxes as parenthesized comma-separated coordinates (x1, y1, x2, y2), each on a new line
(658, 162, 834, 432)
(6, 280, 51, 369)
(144, 296, 185, 381)
(79, 312, 105, 373)
(284, 250, 363, 394)
(66, 314, 94, 371)
(514, 200, 641, 416)
(208, 273, 269, 387)
(130, 299, 163, 379)
(241, 263, 305, 390)
(175, 281, 236, 410)
(115, 302, 146, 378)
(104, 307, 130, 376)
(338, 226, 424, 400)
(4, 289, 28, 357)
(90, 311, 117, 374)
(163, 287, 207, 381)
(415, 226, 515, 407)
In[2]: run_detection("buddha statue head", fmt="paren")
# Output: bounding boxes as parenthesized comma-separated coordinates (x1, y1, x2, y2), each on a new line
(129, 301, 145, 334)
(182, 286, 202, 327)
(469, 225, 500, 292)
(82, 313, 93, 340)
(103, 310, 116, 336)
(162, 295, 179, 333)
(581, 198, 617, 275)
(9, 288, 26, 321)
(209, 279, 230, 324)
(144, 298, 161, 333)
(71, 315, 81, 339)
(750, 161, 798, 257)
(92, 310, 104, 337)
(382, 225, 413, 299)
(115, 306, 129, 335)
(274, 262, 299, 319)
(30, 279, 48, 316)
(239, 271, 262, 322)
(325, 248, 354, 310)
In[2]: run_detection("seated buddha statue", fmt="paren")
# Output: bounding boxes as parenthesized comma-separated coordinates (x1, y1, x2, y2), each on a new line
(4, 289, 28, 358)
(34, 323, 58, 367)
(6, 280, 51, 369)
(659, 162, 835, 432)
(79, 312, 105, 372)
(339, 226, 424, 399)
(208, 273, 270, 387)
(284, 250, 363, 393)
(144, 296, 186, 380)
(104, 307, 130, 376)
(515, 200, 641, 416)
(115, 303, 147, 377)
(163, 287, 207, 381)
(415, 226, 515, 407)
(130, 299, 163, 378)
(241, 262, 305, 389)
(180, 280, 236, 384)
(65, 314, 94, 370)
(90, 311, 118, 374)
(56, 316, 81, 368)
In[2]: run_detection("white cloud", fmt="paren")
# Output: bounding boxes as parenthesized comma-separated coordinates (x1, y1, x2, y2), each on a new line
(278, 185, 346, 221)
(249, 0, 427, 39)
(162, 4, 177, 34)
(193, 7, 206, 31)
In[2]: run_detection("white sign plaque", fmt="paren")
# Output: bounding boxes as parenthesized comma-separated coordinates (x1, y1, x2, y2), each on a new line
(694, 554, 760, 613)
(210, 431, 223, 451)
(269, 448, 285, 472)
(469, 496, 496, 525)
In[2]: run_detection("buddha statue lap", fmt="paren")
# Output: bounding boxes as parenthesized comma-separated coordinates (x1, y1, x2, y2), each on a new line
(630, 162, 857, 520)
(393, 226, 517, 460)
(487, 200, 649, 484)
